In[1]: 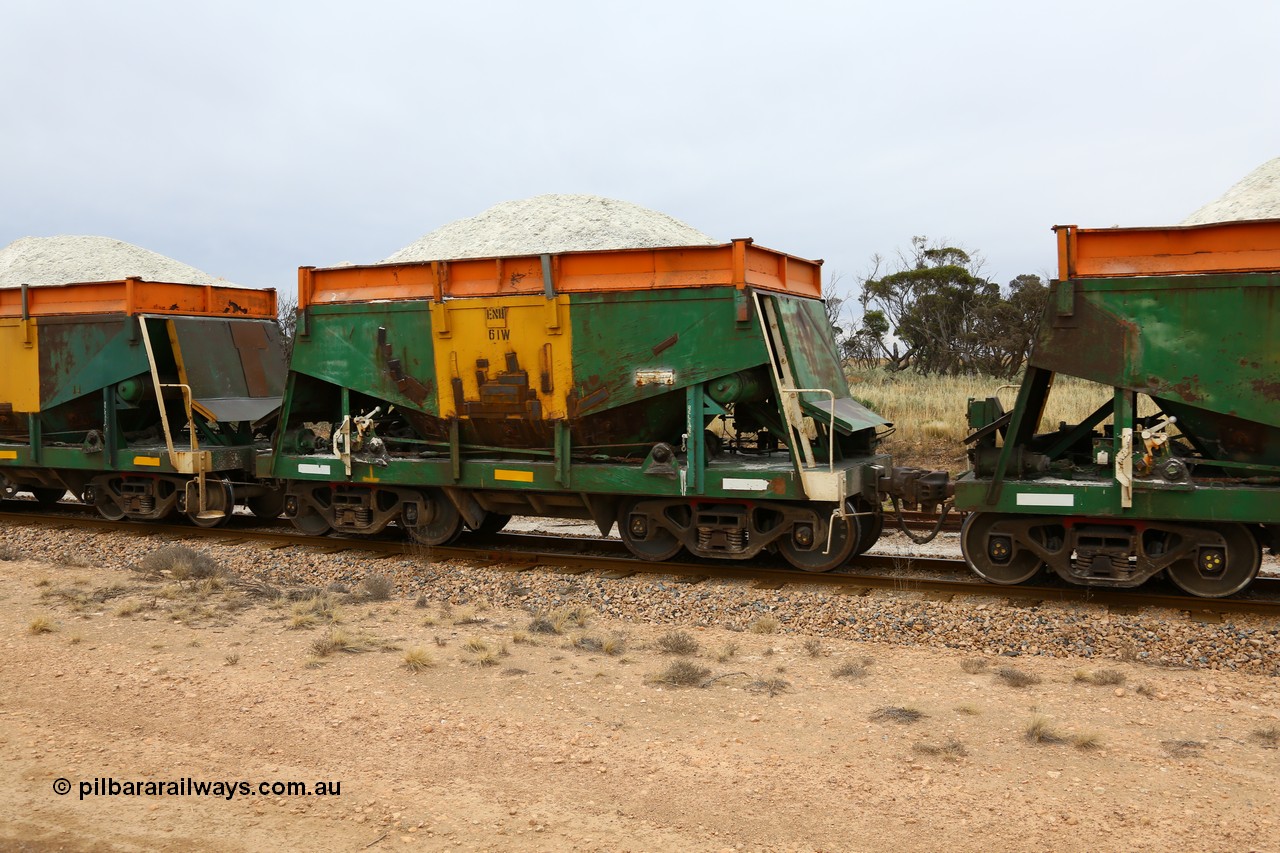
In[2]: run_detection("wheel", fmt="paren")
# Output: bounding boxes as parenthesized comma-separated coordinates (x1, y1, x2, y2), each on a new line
(467, 512, 511, 535)
(405, 490, 463, 546)
(30, 488, 66, 508)
(247, 490, 286, 520)
(95, 499, 126, 522)
(186, 480, 233, 528)
(290, 507, 331, 536)
(961, 512, 1045, 585)
(618, 500, 684, 561)
(778, 506, 858, 572)
(1165, 523, 1260, 598)
(852, 500, 884, 557)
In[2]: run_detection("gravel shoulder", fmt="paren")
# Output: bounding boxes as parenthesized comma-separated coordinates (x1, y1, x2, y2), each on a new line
(2, 523, 1279, 852)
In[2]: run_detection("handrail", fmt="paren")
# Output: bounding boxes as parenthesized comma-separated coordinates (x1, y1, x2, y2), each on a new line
(778, 387, 837, 472)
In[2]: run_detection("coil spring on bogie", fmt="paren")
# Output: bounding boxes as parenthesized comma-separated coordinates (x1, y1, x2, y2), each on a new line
(354, 507, 372, 527)
(697, 525, 748, 553)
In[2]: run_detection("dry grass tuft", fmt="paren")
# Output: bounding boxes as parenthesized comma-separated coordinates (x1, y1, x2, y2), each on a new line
(715, 642, 739, 663)
(402, 647, 435, 672)
(870, 706, 924, 724)
(571, 633, 625, 656)
(913, 738, 968, 760)
(655, 630, 699, 656)
(463, 636, 491, 654)
(511, 630, 535, 645)
(528, 605, 591, 635)
(113, 598, 151, 618)
(651, 659, 711, 687)
(1250, 725, 1280, 749)
(361, 574, 395, 601)
(995, 667, 1041, 688)
(749, 616, 779, 635)
(960, 658, 989, 674)
(27, 615, 56, 635)
(1073, 668, 1126, 687)
(309, 628, 377, 657)
(747, 677, 791, 697)
(1071, 732, 1104, 751)
(954, 703, 981, 716)
(473, 652, 500, 668)
(802, 638, 823, 658)
(1135, 682, 1158, 698)
(1161, 739, 1205, 758)
(288, 594, 343, 629)
(1024, 716, 1066, 744)
(223, 653, 240, 666)
(414, 592, 429, 609)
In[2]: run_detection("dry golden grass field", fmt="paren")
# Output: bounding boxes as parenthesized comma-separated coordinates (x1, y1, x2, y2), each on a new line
(849, 369, 1155, 473)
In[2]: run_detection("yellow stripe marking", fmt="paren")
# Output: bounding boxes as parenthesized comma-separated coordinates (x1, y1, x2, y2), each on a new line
(0, 450, 17, 460)
(494, 469, 534, 483)
(133, 456, 162, 467)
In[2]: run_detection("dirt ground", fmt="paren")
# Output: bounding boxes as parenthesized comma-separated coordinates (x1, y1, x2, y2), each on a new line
(2, 555, 1279, 853)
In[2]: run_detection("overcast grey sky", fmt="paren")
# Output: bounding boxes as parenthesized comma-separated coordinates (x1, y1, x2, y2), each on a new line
(3, 1, 1277, 306)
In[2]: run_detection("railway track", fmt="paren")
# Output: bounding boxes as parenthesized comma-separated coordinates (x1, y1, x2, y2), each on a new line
(3, 505, 1279, 619)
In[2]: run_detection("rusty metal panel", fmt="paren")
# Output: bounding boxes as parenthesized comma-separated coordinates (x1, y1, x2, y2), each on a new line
(167, 317, 284, 422)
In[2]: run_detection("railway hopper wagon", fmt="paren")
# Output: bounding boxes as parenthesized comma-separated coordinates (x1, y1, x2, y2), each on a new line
(274, 240, 947, 570)
(0, 279, 286, 525)
(958, 219, 1280, 597)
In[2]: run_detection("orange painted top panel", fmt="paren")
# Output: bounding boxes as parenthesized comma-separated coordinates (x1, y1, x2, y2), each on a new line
(1055, 219, 1280, 279)
(0, 280, 276, 319)
(300, 240, 823, 308)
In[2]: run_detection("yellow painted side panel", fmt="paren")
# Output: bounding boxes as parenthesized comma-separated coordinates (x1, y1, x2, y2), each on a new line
(494, 469, 535, 483)
(432, 295, 573, 420)
(0, 318, 41, 412)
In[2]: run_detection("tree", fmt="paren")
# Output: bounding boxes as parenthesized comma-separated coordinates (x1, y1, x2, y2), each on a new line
(856, 237, 1048, 377)
(277, 295, 298, 362)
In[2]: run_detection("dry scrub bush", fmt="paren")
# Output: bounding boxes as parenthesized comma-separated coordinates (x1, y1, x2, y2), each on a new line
(1073, 668, 1126, 686)
(138, 545, 224, 581)
(655, 630, 699, 656)
(996, 667, 1041, 688)
(802, 638, 823, 658)
(715, 642, 739, 663)
(870, 706, 923, 724)
(361, 574, 395, 601)
(960, 658, 989, 674)
(954, 704, 980, 716)
(224, 653, 240, 667)
(1162, 740, 1205, 758)
(832, 660, 868, 680)
(652, 660, 711, 687)
(913, 739, 968, 760)
(1251, 725, 1280, 749)
(0, 544, 21, 561)
(414, 592, 429, 609)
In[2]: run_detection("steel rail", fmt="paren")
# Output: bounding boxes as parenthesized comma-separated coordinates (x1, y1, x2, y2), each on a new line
(2, 508, 1278, 619)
